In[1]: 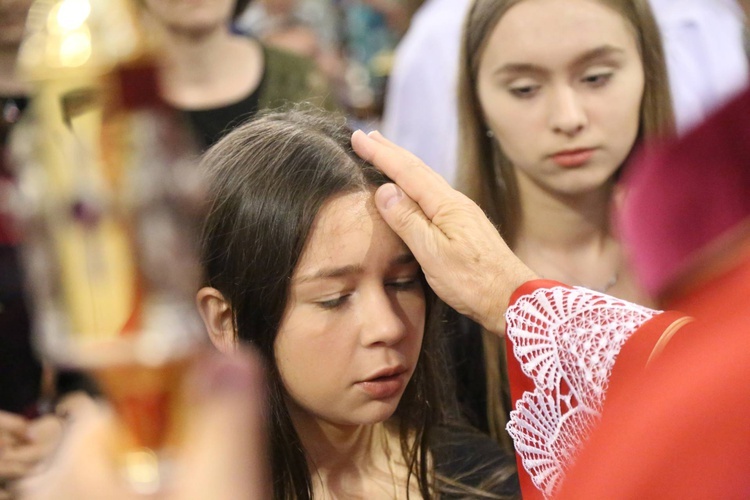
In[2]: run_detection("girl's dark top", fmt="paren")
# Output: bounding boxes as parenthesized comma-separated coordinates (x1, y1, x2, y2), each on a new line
(180, 43, 339, 150)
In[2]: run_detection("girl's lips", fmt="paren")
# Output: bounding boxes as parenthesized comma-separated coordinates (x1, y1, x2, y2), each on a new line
(552, 148, 596, 168)
(356, 372, 407, 400)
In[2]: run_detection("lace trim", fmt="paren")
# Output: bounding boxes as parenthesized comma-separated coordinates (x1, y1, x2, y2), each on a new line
(505, 286, 659, 497)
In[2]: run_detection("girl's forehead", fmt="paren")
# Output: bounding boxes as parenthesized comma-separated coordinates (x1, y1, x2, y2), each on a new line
(491, 0, 635, 49)
(293, 191, 409, 279)
(313, 191, 378, 234)
(481, 0, 638, 71)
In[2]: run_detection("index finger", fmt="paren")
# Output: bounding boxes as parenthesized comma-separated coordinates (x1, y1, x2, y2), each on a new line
(351, 130, 456, 221)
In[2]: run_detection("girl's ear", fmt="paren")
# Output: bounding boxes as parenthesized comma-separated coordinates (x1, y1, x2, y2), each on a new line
(196, 287, 237, 354)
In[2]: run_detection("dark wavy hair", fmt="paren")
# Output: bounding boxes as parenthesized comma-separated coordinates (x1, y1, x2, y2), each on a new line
(199, 108, 458, 499)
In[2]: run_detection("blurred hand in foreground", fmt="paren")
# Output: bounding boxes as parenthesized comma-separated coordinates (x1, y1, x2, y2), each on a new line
(0, 410, 63, 500)
(19, 350, 269, 500)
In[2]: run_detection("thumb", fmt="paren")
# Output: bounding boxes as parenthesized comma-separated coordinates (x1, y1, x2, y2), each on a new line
(374, 183, 437, 259)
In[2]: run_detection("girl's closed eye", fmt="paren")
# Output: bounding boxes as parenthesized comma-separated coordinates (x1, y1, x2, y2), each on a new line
(508, 83, 541, 99)
(581, 70, 614, 88)
(316, 293, 351, 310)
(386, 276, 422, 291)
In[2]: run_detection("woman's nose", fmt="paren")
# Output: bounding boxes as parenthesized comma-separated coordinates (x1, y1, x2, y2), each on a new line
(548, 86, 588, 136)
(359, 290, 409, 347)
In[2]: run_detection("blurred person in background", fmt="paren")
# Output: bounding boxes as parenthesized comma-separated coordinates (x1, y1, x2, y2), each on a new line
(1, 2, 99, 498)
(383, 0, 748, 187)
(1, 0, 41, 421)
(235, 0, 347, 100)
(649, 0, 748, 133)
(381, 0, 472, 185)
(239, 0, 415, 123)
(141, 0, 339, 149)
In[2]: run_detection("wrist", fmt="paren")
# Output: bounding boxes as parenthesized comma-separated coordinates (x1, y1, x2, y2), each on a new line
(483, 267, 539, 336)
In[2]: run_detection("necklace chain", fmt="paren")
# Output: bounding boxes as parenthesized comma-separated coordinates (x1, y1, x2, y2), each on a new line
(538, 265, 620, 294)
(590, 271, 619, 293)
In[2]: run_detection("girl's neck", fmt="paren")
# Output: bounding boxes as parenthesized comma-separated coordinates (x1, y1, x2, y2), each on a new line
(150, 21, 262, 109)
(295, 416, 390, 473)
(515, 179, 614, 251)
(291, 412, 414, 499)
(514, 179, 625, 294)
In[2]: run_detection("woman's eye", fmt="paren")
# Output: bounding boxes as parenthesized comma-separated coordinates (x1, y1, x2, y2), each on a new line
(508, 84, 540, 99)
(386, 277, 421, 291)
(582, 72, 613, 87)
(316, 295, 350, 310)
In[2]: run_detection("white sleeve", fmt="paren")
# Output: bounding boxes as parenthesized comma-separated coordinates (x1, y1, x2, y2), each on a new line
(505, 286, 660, 497)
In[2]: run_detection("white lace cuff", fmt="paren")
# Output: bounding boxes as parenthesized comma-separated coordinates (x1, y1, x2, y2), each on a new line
(505, 285, 659, 497)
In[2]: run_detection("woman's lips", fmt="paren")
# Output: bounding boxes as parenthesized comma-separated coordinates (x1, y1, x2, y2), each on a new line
(551, 148, 596, 168)
(356, 371, 407, 399)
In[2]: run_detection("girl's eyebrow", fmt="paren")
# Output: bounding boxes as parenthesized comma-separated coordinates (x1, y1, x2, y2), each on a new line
(571, 45, 626, 69)
(295, 253, 416, 284)
(493, 62, 547, 79)
(296, 264, 363, 284)
(494, 45, 626, 77)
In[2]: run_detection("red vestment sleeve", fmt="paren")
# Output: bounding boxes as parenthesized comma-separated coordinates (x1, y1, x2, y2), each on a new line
(504, 280, 689, 498)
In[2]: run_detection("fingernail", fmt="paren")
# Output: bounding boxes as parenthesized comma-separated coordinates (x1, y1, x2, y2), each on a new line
(377, 183, 403, 210)
(352, 129, 373, 158)
(368, 130, 384, 141)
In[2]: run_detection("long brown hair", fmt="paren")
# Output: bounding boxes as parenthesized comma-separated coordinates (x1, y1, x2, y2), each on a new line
(457, 0, 674, 244)
(200, 108, 515, 498)
(455, 0, 675, 447)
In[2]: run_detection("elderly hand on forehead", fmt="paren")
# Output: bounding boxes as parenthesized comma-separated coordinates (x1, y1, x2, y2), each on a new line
(351, 130, 537, 335)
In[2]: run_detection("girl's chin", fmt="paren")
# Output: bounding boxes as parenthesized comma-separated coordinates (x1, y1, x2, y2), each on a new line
(322, 401, 401, 428)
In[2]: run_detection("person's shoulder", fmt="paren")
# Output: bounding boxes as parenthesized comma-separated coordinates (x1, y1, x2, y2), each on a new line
(259, 43, 338, 112)
(399, 0, 471, 49)
(262, 44, 317, 75)
(410, 0, 472, 28)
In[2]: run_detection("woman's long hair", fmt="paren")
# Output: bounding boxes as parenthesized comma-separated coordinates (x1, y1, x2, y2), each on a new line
(199, 108, 454, 499)
(455, 0, 676, 448)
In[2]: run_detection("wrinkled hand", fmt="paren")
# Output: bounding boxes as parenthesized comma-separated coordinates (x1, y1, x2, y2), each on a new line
(0, 411, 63, 500)
(19, 350, 269, 500)
(351, 130, 537, 335)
